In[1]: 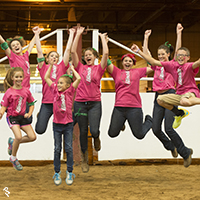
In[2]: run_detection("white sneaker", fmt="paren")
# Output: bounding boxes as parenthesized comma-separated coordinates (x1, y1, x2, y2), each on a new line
(53, 172, 62, 186)
(65, 171, 75, 185)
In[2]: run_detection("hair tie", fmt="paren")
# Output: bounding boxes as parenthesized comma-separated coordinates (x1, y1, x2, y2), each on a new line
(165, 41, 171, 48)
(62, 74, 73, 79)
(92, 48, 97, 52)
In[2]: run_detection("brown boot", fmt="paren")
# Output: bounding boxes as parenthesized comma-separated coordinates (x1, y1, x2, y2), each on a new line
(184, 149, 193, 168)
(94, 137, 101, 151)
(81, 150, 89, 173)
(121, 124, 126, 131)
(171, 147, 178, 158)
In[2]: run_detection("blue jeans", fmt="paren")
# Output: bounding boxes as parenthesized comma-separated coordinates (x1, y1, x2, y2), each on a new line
(153, 89, 190, 159)
(74, 101, 102, 153)
(35, 103, 53, 134)
(108, 107, 152, 139)
(53, 122, 74, 173)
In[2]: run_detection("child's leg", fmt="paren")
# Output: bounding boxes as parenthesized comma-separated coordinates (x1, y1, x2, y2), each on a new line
(63, 123, 74, 173)
(127, 108, 152, 139)
(53, 123, 63, 173)
(20, 125, 37, 143)
(10, 125, 22, 157)
(108, 107, 126, 138)
(35, 103, 53, 134)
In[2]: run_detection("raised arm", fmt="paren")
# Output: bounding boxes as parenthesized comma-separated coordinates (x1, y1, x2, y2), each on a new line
(0, 35, 11, 57)
(27, 27, 38, 55)
(131, 44, 162, 67)
(71, 25, 85, 68)
(174, 23, 183, 59)
(32, 26, 44, 69)
(192, 58, 200, 69)
(0, 105, 7, 120)
(63, 28, 75, 66)
(99, 33, 109, 69)
(44, 63, 53, 87)
(143, 29, 152, 56)
(70, 64, 81, 89)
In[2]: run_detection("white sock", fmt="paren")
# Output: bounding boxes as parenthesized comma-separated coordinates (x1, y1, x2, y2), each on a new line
(10, 155, 17, 161)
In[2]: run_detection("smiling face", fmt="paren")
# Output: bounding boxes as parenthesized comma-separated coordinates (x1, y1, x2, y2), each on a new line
(84, 50, 95, 66)
(176, 49, 190, 65)
(57, 77, 70, 92)
(12, 71, 24, 88)
(157, 49, 170, 62)
(122, 57, 134, 71)
(47, 51, 59, 65)
(10, 40, 22, 55)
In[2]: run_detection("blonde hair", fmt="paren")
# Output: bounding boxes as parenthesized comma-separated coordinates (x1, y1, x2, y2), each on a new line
(4, 67, 24, 91)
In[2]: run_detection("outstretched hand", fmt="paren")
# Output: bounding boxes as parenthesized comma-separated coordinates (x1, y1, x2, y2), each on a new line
(76, 25, 85, 35)
(99, 32, 109, 43)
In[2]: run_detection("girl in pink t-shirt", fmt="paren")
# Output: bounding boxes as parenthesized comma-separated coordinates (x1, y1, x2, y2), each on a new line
(0, 27, 38, 125)
(71, 25, 108, 173)
(32, 26, 75, 135)
(142, 24, 191, 164)
(107, 54, 152, 140)
(44, 61, 81, 186)
(0, 67, 36, 171)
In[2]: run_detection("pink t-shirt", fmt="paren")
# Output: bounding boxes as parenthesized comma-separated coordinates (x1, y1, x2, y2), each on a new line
(50, 83, 75, 124)
(161, 60, 200, 97)
(8, 51, 30, 89)
(110, 66, 147, 108)
(75, 62, 106, 102)
(151, 65, 175, 92)
(38, 60, 69, 104)
(1, 87, 35, 117)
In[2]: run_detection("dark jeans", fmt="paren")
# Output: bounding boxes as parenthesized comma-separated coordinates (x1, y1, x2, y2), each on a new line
(26, 102, 32, 124)
(153, 89, 190, 159)
(108, 107, 152, 139)
(53, 122, 74, 173)
(35, 103, 53, 134)
(74, 101, 102, 153)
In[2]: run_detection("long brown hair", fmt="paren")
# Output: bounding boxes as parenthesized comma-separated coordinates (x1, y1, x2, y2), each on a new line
(4, 67, 24, 91)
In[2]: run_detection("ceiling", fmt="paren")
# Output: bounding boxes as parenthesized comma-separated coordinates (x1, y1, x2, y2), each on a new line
(1, 0, 200, 39)
(1, 0, 200, 66)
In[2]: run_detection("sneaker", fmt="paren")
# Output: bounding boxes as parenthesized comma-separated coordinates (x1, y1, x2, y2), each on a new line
(121, 124, 126, 131)
(65, 171, 75, 185)
(8, 137, 14, 156)
(81, 150, 89, 173)
(184, 149, 193, 168)
(53, 172, 62, 186)
(9, 157, 23, 171)
(173, 108, 189, 129)
(94, 137, 101, 151)
(171, 147, 178, 158)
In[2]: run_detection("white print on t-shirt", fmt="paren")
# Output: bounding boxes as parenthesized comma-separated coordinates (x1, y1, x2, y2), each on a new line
(60, 94, 66, 111)
(25, 61, 30, 75)
(16, 96, 23, 113)
(160, 67, 164, 80)
(177, 68, 182, 85)
(52, 65, 57, 79)
(125, 71, 130, 84)
(86, 67, 91, 83)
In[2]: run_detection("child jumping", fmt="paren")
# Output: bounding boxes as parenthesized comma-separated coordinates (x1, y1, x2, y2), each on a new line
(0, 67, 36, 171)
(131, 30, 200, 167)
(44, 60, 81, 186)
